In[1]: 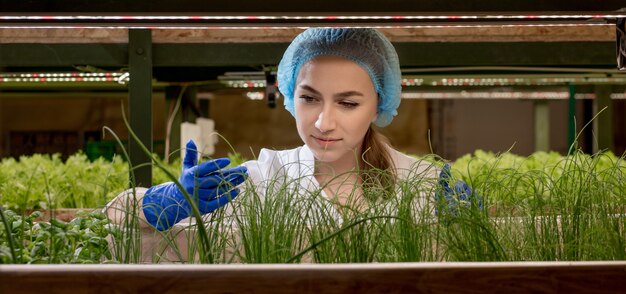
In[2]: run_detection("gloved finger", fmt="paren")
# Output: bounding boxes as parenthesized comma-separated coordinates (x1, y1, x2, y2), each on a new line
(454, 181, 472, 201)
(198, 188, 240, 214)
(438, 164, 453, 190)
(198, 166, 248, 181)
(437, 182, 453, 198)
(209, 165, 248, 178)
(196, 185, 240, 201)
(438, 164, 452, 180)
(190, 157, 231, 177)
(435, 186, 453, 201)
(183, 140, 198, 170)
(197, 171, 247, 190)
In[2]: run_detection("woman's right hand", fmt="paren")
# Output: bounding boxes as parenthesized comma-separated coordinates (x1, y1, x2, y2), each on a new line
(142, 140, 247, 231)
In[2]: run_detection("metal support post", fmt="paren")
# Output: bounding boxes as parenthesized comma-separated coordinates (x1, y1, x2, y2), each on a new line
(128, 29, 153, 187)
(534, 100, 550, 152)
(567, 84, 577, 154)
(594, 85, 614, 152)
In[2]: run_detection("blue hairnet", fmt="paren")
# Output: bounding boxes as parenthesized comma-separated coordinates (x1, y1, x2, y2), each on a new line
(277, 28, 402, 127)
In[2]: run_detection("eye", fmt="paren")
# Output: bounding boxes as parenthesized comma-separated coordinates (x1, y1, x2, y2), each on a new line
(339, 101, 359, 109)
(299, 95, 318, 103)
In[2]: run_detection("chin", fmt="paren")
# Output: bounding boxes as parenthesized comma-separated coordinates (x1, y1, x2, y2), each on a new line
(308, 146, 340, 163)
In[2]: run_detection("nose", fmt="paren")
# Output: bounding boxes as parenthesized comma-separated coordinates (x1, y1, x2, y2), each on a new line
(314, 107, 336, 133)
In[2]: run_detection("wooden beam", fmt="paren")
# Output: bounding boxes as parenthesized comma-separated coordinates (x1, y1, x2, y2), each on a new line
(1, 262, 626, 293)
(0, 42, 616, 68)
(0, 26, 615, 43)
(0, 44, 128, 67)
(394, 42, 616, 67)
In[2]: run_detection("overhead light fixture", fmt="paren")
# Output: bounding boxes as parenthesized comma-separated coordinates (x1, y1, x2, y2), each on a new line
(245, 91, 265, 100)
(402, 74, 626, 87)
(1, 13, 625, 28)
(400, 91, 626, 100)
(0, 71, 128, 84)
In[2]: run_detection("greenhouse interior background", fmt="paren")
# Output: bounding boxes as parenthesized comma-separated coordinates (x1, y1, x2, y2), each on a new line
(1, 27, 625, 164)
(2, 1, 626, 292)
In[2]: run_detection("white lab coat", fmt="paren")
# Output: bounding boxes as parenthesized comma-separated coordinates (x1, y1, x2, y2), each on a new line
(103, 144, 438, 262)
(239, 144, 438, 218)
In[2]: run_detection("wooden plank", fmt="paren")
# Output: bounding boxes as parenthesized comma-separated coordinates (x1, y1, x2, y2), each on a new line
(0, 44, 128, 67)
(0, 41, 616, 68)
(1, 262, 626, 293)
(0, 26, 615, 44)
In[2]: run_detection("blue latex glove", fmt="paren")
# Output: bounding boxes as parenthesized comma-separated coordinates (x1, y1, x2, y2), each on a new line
(142, 140, 248, 231)
(435, 164, 482, 218)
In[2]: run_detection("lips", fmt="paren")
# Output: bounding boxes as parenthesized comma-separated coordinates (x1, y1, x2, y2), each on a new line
(312, 135, 341, 147)
(312, 135, 340, 142)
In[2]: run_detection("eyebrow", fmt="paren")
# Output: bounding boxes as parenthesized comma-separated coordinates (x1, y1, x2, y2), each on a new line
(299, 84, 364, 99)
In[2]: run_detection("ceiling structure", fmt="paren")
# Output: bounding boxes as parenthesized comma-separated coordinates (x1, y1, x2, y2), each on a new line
(0, 0, 625, 91)
(1, 0, 624, 12)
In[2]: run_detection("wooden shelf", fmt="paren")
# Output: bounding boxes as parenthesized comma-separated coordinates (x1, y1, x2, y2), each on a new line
(2, 262, 626, 293)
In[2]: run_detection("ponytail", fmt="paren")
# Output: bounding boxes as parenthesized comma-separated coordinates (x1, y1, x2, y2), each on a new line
(360, 126, 396, 200)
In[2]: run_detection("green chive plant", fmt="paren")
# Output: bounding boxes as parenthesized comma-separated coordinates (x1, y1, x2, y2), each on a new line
(2, 117, 624, 264)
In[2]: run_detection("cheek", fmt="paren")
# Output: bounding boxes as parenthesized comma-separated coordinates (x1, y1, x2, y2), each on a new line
(294, 105, 314, 136)
(356, 105, 378, 125)
(295, 103, 320, 124)
(350, 107, 377, 134)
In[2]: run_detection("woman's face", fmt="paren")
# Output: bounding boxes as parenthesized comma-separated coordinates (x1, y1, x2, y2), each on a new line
(294, 56, 378, 166)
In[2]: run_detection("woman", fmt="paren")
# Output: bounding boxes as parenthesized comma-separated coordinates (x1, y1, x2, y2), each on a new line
(105, 28, 442, 248)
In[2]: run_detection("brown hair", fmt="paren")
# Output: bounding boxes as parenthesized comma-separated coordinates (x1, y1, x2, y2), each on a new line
(359, 126, 396, 200)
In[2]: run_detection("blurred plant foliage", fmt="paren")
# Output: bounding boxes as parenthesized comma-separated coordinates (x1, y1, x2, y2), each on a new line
(0, 208, 112, 264)
(0, 151, 247, 211)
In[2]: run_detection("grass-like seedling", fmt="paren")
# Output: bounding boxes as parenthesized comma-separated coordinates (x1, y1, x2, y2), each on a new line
(1, 121, 624, 264)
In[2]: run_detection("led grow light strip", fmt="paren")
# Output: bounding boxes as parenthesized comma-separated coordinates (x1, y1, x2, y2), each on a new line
(0, 23, 614, 30)
(222, 80, 266, 88)
(0, 72, 129, 83)
(402, 77, 626, 87)
(400, 92, 626, 99)
(2, 14, 625, 21)
(0, 72, 124, 78)
(1, 13, 624, 29)
(4, 72, 625, 88)
(241, 91, 626, 100)
(0, 77, 115, 82)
